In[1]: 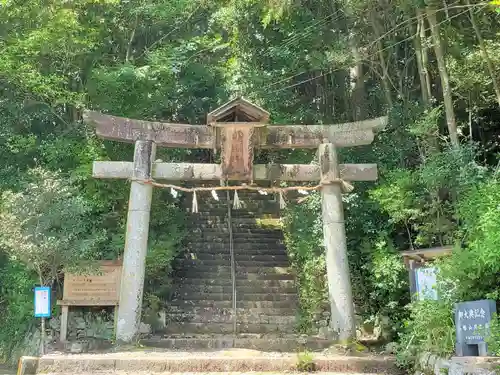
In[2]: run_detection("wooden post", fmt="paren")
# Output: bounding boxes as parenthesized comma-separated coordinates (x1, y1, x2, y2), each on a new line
(318, 143, 356, 342)
(40, 317, 46, 355)
(60, 305, 69, 342)
(113, 304, 119, 340)
(116, 140, 156, 342)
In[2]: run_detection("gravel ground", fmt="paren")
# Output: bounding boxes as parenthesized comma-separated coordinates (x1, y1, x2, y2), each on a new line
(41, 349, 382, 359)
(40, 372, 382, 375)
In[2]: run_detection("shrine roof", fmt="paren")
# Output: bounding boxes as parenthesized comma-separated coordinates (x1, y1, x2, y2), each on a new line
(207, 97, 270, 124)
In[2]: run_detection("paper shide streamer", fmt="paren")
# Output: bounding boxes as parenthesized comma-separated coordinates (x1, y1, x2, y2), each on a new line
(233, 190, 242, 209)
(192, 191, 198, 213)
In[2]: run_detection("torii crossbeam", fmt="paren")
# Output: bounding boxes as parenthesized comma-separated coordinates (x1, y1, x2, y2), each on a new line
(84, 97, 387, 343)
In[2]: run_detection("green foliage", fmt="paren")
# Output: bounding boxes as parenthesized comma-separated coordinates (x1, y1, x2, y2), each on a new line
(485, 314, 500, 356)
(371, 143, 485, 249)
(439, 174, 500, 302)
(448, 39, 500, 108)
(283, 191, 409, 336)
(396, 300, 455, 368)
(354, 238, 409, 336)
(0, 257, 37, 363)
(145, 189, 187, 299)
(0, 167, 106, 284)
(296, 350, 316, 372)
(371, 169, 421, 227)
(397, 172, 500, 367)
(282, 192, 327, 333)
(0, 0, 500, 364)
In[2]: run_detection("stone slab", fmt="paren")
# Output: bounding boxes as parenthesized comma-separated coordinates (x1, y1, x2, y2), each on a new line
(455, 299, 496, 356)
(450, 356, 500, 375)
(17, 356, 38, 375)
(417, 352, 500, 375)
(85, 109, 386, 149)
(36, 352, 398, 374)
(142, 336, 332, 352)
(93, 162, 378, 182)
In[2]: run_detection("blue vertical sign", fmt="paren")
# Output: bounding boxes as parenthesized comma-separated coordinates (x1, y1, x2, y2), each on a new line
(34, 286, 51, 318)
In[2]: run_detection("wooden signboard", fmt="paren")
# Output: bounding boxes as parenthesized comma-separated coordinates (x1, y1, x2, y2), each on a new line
(61, 260, 122, 305)
(57, 260, 122, 342)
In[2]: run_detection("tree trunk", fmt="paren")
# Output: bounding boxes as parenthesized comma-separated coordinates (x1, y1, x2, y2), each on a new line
(426, 6, 459, 148)
(349, 37, 366, 121)
(414, 9, 439, 155)
(370, 12, 393, 108)
(466, 0, 500, 108)
(126, 14, 139, 62)
(414, 9, 432, 107)
(419, 8, 433, 104)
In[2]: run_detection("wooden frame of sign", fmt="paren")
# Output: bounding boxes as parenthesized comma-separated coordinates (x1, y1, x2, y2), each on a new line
(401, 246, 452, 300)
(56, 260, 122, 342)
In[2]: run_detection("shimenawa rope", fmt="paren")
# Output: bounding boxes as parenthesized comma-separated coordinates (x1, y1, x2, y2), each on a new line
(128, 177, 353, 213)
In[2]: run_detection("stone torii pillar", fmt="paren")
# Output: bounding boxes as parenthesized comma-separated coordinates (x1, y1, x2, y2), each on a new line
(117, 140, 156, 342)
(319, 143, 355, 342)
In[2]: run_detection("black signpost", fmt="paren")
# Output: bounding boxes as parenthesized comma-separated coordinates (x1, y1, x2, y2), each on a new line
(455, 299, 496, 356)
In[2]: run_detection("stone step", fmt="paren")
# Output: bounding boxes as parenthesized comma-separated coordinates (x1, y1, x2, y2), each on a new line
(186, 243, 286, 252)
(177, 266, 294, 278)
(163, 322, 295, 335)
(192, 223, 283, 230)
(193, 212, 278, 218)
(166, 310, 296, 325)
(186, 244, 287, 252)
(236, 255, 289, 263)
(36, 349, 399, 373)
(188, 240, 278, 246)
(190, 207, 275, 212)
(193, 217, 280, 223)
(176, 278, 296, 288)
(184, 247, 288, 256)
(175, 284, 297, 295)
(187, 230, 283, 238)
(188, 228, 283, 235)
(171, 292, 297, 302)
(178, 270, 295, 281)
(165, 306, 297, 317)
(188, 225, 282, 232)
(189, 230, 283, 238)
(140, 335, 332, 353)
(192, 197, 278, 205)
(168, 299, 298, 309)
(178, 259, 290, 267)
(187, 254, 289, 263)
(186, 242, 286, 249)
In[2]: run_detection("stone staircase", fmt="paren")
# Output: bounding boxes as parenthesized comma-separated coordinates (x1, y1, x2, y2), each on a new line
(142, 190, 330, 351)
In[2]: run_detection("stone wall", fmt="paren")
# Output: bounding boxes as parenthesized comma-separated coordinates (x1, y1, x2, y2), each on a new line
(417, 352, 500, 375)
(13, 308, 116, 359)
(53, 309, 115, 352)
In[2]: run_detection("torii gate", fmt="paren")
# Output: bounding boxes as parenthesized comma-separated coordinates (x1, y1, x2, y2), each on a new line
(84, 98, 386, 343)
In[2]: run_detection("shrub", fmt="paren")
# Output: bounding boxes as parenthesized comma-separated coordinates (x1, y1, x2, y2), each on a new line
(396, 300, 455, 368)
(0, 167, 106, 286)
(0, 256, 37, 363)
